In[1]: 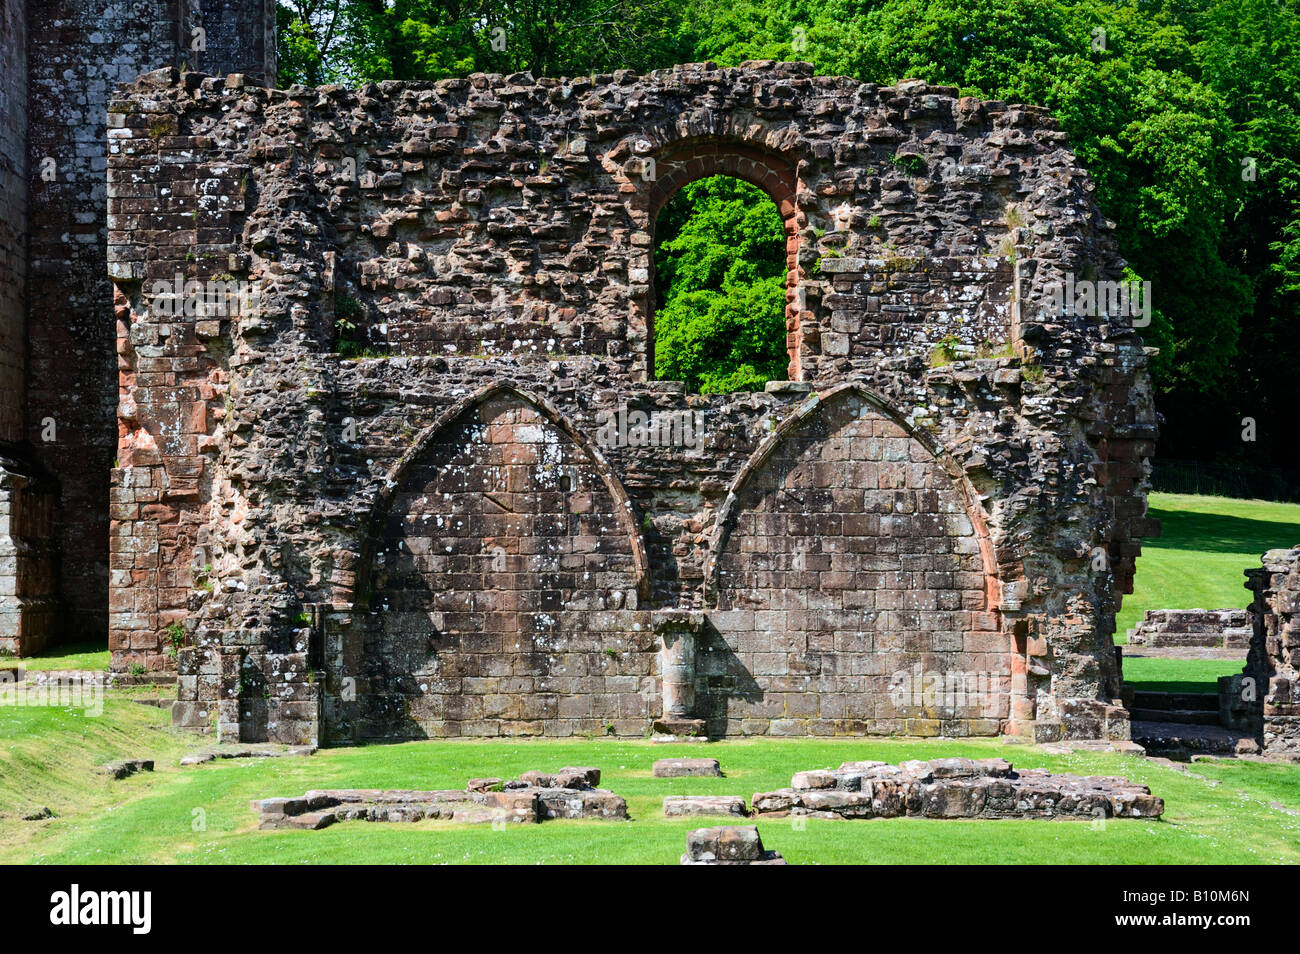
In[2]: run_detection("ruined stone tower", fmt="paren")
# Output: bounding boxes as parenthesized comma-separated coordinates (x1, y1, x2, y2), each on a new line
(0, 0, 274, 654)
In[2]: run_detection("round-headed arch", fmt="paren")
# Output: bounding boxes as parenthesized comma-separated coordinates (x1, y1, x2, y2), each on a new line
(353, 381, 651, 609)
(620, 134, 806, 383)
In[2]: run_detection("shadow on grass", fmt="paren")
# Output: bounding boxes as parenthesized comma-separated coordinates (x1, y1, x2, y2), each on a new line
(1125, 679, 1218, 694)
(1144, 507, 1300, 554)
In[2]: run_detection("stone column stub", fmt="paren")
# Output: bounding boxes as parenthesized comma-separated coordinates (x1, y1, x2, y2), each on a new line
(652, 609, 706, 740)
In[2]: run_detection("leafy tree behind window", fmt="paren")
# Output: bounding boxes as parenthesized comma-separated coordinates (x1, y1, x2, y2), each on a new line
(653, 177, 789, 392)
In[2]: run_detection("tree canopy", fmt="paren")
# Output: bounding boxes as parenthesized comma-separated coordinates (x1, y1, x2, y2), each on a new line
(653, 176, 790, 392)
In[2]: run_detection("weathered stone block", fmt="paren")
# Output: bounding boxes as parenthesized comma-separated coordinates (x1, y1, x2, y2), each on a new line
(681, 825, 786, 865)
(653, 757, 721, 778)
(663, 795, 748, 817)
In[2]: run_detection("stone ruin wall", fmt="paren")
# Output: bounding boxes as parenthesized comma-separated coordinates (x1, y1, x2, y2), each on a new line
(1221, 548, 1300, 756)
(0, 0, 274, 656)
(103, 61, 1158, 744)
(23, 0, 204, 648)
(0, 0, 48, 654)
(192, 0, 276, 83)
(0, 0, 25, 446)
(1127, 608, 1250, 650)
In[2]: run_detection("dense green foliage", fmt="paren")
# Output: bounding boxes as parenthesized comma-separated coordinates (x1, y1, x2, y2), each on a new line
(653, 177, 789, 391)
(276, 1, 1300, 467)
(276, 0, 698, 83)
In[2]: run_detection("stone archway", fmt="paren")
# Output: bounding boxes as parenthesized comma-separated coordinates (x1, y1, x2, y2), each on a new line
(625, 136, 805, 382)
(700, 384, 1014, 737)
(341, 384, 654, 739)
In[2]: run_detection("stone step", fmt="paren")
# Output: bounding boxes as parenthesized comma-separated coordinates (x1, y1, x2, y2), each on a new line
(1131, 690, 1218, 711)
(1130, 707, 1221, 726)
(1137, 634, 1240, 648)
(1131, 721, 1260, 759)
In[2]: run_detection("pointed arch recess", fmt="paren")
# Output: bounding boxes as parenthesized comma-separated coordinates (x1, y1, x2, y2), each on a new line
(702, 382, 1003, 611)
(354, 381, 650, 609)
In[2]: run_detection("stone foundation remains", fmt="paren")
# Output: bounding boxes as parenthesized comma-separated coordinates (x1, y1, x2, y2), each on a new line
(99, 60, 1159, 746)
(751, 756, 1164, 820)
(253, 766, 627, 828)
(664, 795, 749, 817)
(653, 757, 721, 777)
(681, 825, 786, 865)
(1128, 609, 1250, 650)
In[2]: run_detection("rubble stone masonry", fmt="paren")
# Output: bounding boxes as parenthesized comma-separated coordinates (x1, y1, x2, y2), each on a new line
(0, 0, 26, 446)
(24, 0, 200, 644)
(1, 1, 275, 653)
(1, 0, 55, 655)
(1221, 548, 1300, 756)
(102, 62, 1158, 744)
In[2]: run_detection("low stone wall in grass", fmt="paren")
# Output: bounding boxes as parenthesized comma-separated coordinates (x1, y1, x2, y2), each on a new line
(253, 766, 627, 828)
(1128, 609, 1250, 650)
(751, 756, 1164, 820)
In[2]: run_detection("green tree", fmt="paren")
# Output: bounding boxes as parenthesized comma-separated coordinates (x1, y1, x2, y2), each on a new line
(277, 0, 699, 84)
(653, 177, 789, 391)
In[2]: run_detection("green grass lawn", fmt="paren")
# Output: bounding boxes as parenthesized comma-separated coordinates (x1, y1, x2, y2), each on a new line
(2, 697, 1299, 864)
(6, 640, 110, 672)
(1121, 656, 1244, 693)
(1114, 492, 1300, 693)
(1118, 492, 1300, 637)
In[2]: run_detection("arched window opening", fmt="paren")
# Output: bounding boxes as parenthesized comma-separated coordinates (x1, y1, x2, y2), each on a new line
(652, 175, 790, 393)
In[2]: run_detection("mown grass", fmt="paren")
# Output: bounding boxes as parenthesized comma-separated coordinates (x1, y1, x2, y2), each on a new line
(0, 696, 192, 858)
(1118, 492, 1300, 637)
(1121, 657, 1245, 694)
(2, 699, 1298, 865)
(7, 640, 110, 671)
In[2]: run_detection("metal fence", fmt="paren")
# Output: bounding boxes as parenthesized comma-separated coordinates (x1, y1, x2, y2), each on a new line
(1151, 458, 1300, 503)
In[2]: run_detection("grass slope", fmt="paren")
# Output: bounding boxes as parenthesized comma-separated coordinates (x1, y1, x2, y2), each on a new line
(5, 641, 110, 671)
(2, 701, 1298, 865)
(0, 697, 192, 859)
(1118, 492, 1300, 636)
(1116, 492, 1300, 692)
